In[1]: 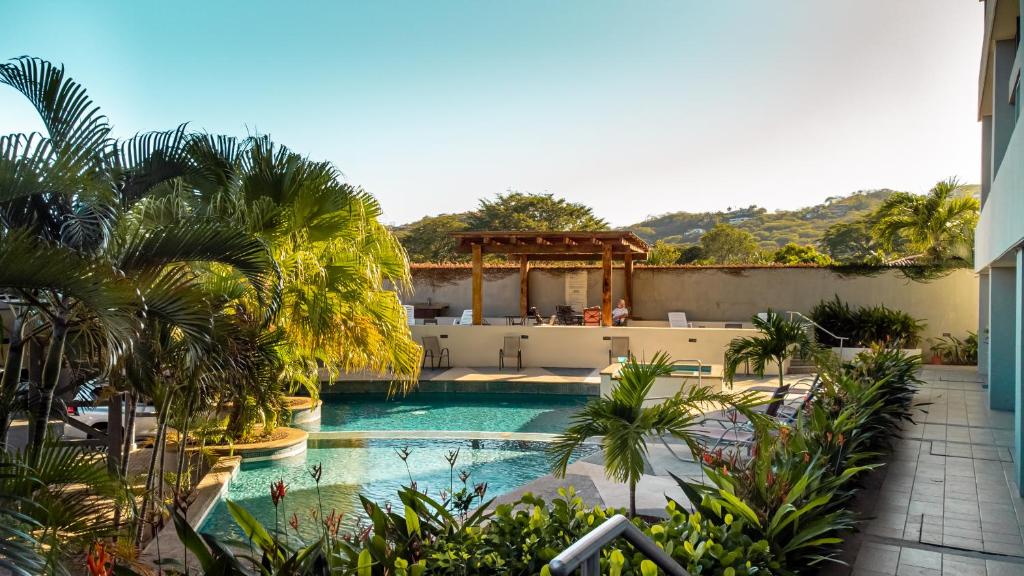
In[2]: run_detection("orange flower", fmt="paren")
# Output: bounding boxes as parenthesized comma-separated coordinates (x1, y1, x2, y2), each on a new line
(86, 542, 111, 576)
(803, 452, 810, 463)
(837, 433, 845, 446)
(702, 452, 714, 465)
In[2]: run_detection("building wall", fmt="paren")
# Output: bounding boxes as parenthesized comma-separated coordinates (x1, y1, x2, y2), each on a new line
(411, 324, 764, 371)
(406, 266, 979, 344)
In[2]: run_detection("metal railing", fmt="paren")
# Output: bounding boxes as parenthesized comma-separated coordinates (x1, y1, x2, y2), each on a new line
(646, 359, 703, 400)
(786, 310, 849, 358)
(548, 515, 691, 576)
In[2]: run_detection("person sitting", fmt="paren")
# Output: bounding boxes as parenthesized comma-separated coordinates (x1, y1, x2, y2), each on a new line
(527, 306, 544, 325)
(612, 299, 630, 326)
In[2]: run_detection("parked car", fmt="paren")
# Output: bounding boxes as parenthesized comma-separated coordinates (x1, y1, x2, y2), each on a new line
(62, 392, 159, 440)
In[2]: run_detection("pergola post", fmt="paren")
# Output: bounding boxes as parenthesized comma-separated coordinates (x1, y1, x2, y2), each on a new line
(472, 243, 483, 325)
(623, 253, 634, 312)
(519, 255, 530, 317)
(602, 243, 613, 326)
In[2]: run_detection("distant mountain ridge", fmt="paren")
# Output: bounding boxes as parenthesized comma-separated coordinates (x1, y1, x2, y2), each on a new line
(626, 189, 897, 249)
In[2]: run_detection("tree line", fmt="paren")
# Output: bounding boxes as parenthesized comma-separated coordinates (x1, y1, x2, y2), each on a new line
(398, 181, 979, 268)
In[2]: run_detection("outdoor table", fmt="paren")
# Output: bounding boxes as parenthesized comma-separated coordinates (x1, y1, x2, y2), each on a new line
(413, 303, 448, 320)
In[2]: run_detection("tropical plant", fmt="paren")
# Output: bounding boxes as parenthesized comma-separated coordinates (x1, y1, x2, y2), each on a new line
(871, 177, 979, 265)
(0, 442, 126, 575)
(809, 296, 924, 348)
(724, 310, 816, 388)
(550, 352, 759, 517)
(929, 332, 978, 365)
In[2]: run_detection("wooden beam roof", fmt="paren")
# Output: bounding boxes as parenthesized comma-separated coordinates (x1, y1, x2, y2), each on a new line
(452, 231, 649, 257)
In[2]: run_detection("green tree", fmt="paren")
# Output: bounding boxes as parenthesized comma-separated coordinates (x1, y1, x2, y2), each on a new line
(466, 191, 607, 231)
(871, 178, 979, 264)
(699, 223, 760, 264)
(645, 240, 681, 265)
(819, 220, 885, 264)
(397, 214, 469, 262)
(724, 311, 816, 389)
(770, 243, 832, 265)
(550, 352, 755, 518)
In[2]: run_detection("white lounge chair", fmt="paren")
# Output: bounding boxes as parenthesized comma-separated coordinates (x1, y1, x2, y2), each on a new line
(456, 309, 474, 325)
(667, 312, 690, 328)
(402, 304, 416, 326)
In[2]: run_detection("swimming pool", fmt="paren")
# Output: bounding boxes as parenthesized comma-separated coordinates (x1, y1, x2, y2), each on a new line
(200, 438, 598, 541)
(304, 392, 590, 434)
(200, 393, 595, 540)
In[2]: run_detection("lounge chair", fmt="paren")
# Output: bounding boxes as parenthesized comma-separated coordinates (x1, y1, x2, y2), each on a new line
(667, 312, 690, 328)
(583, 307, 601, 326)
(689, 376, 822, 453)
(499, 335, 523, 371)
(456, 309, 474, 325)
(421, 336, 450, 369)
(608, 337, 631, 364)
(402, 305, 416, 326)
(660, 376, 821, 461)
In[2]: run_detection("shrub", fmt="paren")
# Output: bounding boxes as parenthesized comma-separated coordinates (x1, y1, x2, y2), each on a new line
(810, 296, 925, 348)
(929, 332, 978, 365)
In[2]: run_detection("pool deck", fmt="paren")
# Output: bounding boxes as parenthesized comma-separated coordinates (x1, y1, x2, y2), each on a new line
(324, 366, 602, 395)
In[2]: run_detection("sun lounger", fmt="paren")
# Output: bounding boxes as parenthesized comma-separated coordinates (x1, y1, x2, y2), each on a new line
(402, 304, 416, 326)
(456, 309, 474, 325)
(667, 312, 690, 328)
(499, 335, 523, 371)
(421, 336, 450, 369)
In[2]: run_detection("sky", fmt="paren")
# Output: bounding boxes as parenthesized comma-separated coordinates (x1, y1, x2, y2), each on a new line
(0, 1, 984, 226)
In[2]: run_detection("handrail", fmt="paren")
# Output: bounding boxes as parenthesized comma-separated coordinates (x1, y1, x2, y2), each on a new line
(548, 515, 691, 576)
(646, 359, 704, 399)
(786, 310, 849, 357)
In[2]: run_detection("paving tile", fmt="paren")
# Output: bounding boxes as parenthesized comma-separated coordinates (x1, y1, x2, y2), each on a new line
(855, 543, 901, 574)
(897, 548, 942, 570)
(986, 559, 1024, 576)
(896, 565, 940, 576)
(941, 554, 986, 576)
(941, 534, 984, 551)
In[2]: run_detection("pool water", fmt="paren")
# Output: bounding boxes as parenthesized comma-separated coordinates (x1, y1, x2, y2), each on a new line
(201, 393, 595, 540)
(304, 393, 590, 434)
(200, 439, 598, 541)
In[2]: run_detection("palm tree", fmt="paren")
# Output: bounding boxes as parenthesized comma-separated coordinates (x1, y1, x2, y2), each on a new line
(724, 310, 816, 390)
(550, 352, 757, 517)
(871, 177, 980, 265)
(179, 135, 422, 396)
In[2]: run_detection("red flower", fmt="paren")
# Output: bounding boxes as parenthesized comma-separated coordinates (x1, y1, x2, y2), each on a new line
(702, 452, 714, 465)
(86, 542, 111, 576)
(270, 479, 287, 507)
(289, 512, 299, 531)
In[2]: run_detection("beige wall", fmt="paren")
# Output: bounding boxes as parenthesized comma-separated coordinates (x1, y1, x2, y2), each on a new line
(407, 267, 978, 343)
(411, 324, 754, 369)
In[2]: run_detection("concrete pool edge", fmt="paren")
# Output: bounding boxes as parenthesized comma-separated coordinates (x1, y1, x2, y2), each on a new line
(307, 429, 601, 445)
(321, 380, 599, 396)
(141, 454, 242, 566)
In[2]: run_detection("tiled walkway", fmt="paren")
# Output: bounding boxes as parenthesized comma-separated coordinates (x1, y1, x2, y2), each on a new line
(844, 366, 1024, 576)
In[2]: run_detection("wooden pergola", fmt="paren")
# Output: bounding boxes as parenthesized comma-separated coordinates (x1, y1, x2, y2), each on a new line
(453, 231, 650, 326)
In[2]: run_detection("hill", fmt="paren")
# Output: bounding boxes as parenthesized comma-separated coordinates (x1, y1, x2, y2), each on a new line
(626, 189, 897, 249)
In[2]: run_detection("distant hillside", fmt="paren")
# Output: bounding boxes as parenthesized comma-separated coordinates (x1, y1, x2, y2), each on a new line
(627, 190, 897, 249)
(391, 186, 980, 262)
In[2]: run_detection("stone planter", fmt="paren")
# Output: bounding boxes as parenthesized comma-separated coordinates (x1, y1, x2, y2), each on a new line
(286, 396, 322, 425)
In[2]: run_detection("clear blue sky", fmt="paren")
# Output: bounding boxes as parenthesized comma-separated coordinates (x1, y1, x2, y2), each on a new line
(0, 1, 983, 226)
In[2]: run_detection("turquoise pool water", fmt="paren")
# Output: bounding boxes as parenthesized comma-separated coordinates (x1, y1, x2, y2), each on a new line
(200, 439, 598, 541)
(304, 393, 590, 434)
(200, 393, 595, 540)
